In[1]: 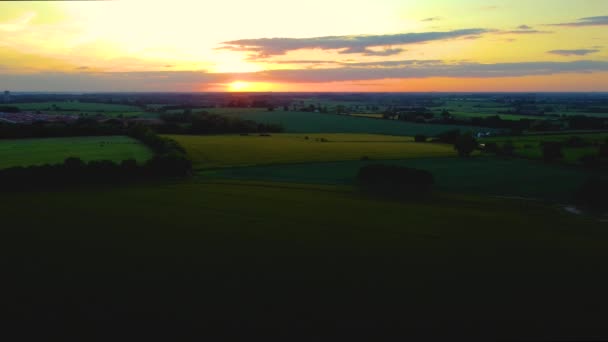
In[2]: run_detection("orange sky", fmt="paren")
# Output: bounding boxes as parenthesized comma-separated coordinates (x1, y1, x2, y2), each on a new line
(0, 0, 607, 92)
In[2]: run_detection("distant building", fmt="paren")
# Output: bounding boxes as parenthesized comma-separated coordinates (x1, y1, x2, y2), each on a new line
(3, 90, 10, 103)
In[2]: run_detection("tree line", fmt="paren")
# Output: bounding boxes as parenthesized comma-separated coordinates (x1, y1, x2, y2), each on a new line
(0, 127, 192, 192)
(0, 111, 282, 140)
(157, 111, 283, 134)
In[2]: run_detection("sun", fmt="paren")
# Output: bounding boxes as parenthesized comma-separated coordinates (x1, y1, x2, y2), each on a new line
(229, 81, 250, 92)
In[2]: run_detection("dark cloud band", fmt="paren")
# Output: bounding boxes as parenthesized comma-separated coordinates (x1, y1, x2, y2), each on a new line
(219, 29, 490, 57)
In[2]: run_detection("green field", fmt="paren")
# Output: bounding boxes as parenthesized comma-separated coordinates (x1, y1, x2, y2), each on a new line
(12, 101, 153, 118)
(208, 108, 491, 136)
(14, 101, 141, 112)
(350, 113, 384, 119)
(3, 179, 607, 338)
(166, 134, 457, 169)
(0, 136, 153, 169)
(482, 133, 608, 163)
(441, 99, 608, 120)
(211, 156, 599, 202)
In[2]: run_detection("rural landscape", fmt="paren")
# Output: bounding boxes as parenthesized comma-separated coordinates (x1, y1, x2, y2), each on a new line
(1, 1, 608, 340)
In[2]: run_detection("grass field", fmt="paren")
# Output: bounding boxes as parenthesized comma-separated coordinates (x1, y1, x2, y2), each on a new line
(482, 133, 608, 163)
(166, 133, 457, 169)
(0, 136, 153, 169)
(211, 156, 600, 202)
(208, 108, 491, 136)
(12, 101, 154, 118)
(14, 101, 141, 112)
(350, 113, 384, 119)
(441, 99, 608, 120)
(3, 179, 607, 338)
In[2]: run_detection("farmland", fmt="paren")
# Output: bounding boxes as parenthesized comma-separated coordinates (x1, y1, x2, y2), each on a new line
(10, 101, 151, 118)
(3, 179, 607, 338)
(0, 136, 153, 169)
(207, 108, 489, 136)
(13, 101, 141, 112)
(2, 92, 608, 340)
(482, 133, 608, 163)
(166, 134, 457, 169)
(211, 156, 599, 202)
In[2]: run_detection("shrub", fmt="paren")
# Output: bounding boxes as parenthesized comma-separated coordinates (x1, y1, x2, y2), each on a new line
(541, 142, 564, 162)
(565, 136, 589, 148)
(453, 133, 477, 157)
(414, 135, 427, 143)
(500, 141, 516, 156)
(483, 142, 500, 154)
(599, 144, 608, 158)
(575, 178, 608, 212)
(357, 164, 434, 198)
(435, 129, 461, 144)
(579, 155, 601, 169)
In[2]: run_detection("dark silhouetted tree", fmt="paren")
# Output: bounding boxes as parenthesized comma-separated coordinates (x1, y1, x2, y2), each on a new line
(542, 142, 563, 162)
(453, 133, 477, 157)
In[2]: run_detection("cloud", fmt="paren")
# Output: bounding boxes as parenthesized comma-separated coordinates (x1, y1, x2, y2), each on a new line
(422, 17, 442, 22)
(548, 16, 608, 27)
(548, 49, 600, 56)
(245, 61, 608, 83)
(219, 28, 490, 58)
(3, 61, 608, 91)
(0, 12, 36, 32)
(497, 25, 552, 35)
(265, 59, 443, 68)
(338, 47, 406, 56)
(271, 60, 341, 65)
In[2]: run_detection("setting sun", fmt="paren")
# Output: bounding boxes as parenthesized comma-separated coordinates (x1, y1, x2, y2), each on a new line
(229, 81, 251, 92)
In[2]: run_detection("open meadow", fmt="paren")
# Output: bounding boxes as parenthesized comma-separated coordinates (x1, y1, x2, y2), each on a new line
(167, 133, 457, 169)
(11, 101, 150, 118)
(0, 136, 153, 169)
(2, 179, 607, 338)
(207, 108, 489, 136)
(211, 156, 598, 202)
(14, 101, 141, 112)
(482, 133, 608, 163)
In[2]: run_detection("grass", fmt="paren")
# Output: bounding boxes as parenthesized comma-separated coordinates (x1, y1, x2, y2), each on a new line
(208, 108, 492, 136)
(350, 113, 384, 119)
(14, 101, 141, 112)
(0, 136, 153, 169)
(482, 133, 608, 163)
(2, 179, 607, 338)
(165, 133, 457, 169)
(211, 156, 600, 202)
(439, 99, 608, 120)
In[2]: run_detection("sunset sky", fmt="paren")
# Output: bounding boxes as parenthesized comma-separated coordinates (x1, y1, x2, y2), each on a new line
(0, 0, 607, 92)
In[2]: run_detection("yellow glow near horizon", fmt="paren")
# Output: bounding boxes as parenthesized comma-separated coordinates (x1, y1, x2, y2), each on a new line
(1, 0, 608, 91)
(229, 81, 251, 92)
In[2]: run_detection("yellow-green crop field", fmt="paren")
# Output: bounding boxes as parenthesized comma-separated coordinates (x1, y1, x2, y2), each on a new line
(0, 136, 153, 169)
(165, 133, 456, 169)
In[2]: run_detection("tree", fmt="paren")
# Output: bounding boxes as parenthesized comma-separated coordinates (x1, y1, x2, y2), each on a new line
(453, 133, 477, 157)
(435, 129, 461, 144)
(575, 177, 608, 212)
(542, 142, 563, 162)
(483, 142, 499, 154)
(414, 134, 427, 143)
(500, 141, 515, 156)
(357, 164, 434, 198)
(599, 143, 608, 158)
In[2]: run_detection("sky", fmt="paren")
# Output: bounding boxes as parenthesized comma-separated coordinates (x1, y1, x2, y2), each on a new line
(0, 0, 607, 92)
